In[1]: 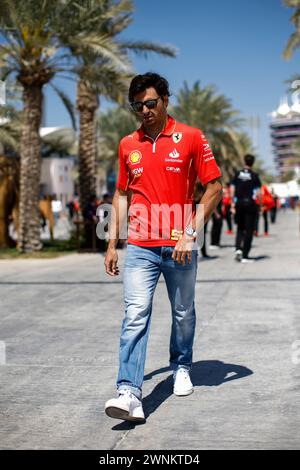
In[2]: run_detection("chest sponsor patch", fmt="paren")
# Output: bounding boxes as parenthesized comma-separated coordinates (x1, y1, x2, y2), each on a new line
(128, 150, 142, 164)
(169, 149, 180, 159)
(166, 166, 181, 173)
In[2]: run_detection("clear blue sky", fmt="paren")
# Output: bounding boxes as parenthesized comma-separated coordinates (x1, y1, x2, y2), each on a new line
(45, 0, 300, 173)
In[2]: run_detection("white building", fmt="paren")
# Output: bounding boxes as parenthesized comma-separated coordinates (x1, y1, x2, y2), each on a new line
(40, 127, 76, 208)
(270, 97, 300, 176)
(40, 157, 74, 208)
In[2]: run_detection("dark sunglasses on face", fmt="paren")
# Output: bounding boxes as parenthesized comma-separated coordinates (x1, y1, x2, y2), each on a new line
(130, 97, 162, 113)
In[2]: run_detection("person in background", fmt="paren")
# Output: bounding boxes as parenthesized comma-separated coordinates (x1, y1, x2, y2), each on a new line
(222, 182, 233, 234)
(194, 182, 211, 259)
(210, 200, 223, 249)
(231, 154, 262, 263)
(270, 189, 278, 224)
(51, 194, 62, 224)
(67, 198, 75, 220)
(261, 185, 275, 236)
(255, 185, 274, 237)
(82, 194, 99, 249)
(97, 193, 113, 252)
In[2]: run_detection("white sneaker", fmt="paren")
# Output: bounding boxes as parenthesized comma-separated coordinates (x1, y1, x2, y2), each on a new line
(173, 367, 194, 396)
(235, 249, 242, 261)
(105, 390, 145, 422)
(241, 257, 254, 264)
(209, 245, 219, 250)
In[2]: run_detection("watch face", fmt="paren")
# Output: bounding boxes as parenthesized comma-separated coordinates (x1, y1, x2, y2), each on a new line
(185, 227, 193, 236)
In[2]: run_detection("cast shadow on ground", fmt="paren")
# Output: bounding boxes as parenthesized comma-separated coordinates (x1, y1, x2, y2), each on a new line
(111, 360, 253, 430)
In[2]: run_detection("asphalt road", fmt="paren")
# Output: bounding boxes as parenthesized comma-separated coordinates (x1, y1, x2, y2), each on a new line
(0, 209, 299, 449)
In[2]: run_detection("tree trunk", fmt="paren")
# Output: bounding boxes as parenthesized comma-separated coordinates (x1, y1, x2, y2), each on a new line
(0, 156, 19, 248)
(77, 79, 98, 213)
(17, 84, 43, 252)
(77, 79, 99, 249)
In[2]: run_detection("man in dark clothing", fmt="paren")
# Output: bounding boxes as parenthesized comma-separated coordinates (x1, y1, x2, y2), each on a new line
(231, 154, 261, 263)
(210, 201, 223, 248)
(82, 194, 99, 250)
(270, 190, 278, 224)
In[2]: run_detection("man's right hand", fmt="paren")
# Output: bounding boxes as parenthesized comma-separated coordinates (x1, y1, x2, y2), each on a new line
(104, 247, 119, 276)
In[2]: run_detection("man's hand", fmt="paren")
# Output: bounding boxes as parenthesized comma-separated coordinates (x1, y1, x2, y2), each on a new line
(104, 247, 119, 276)
(172, 236, 195, 265)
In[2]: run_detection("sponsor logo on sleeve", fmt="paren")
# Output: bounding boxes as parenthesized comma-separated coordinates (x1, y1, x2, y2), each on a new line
(204, 155, 215, 162)
(131, 167, 143, 177)
(128, 150, 142, 164)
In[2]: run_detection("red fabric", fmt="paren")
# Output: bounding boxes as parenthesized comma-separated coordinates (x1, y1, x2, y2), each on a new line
(223, 196, 231, 206)
(116, 115, 222, 246)
(262, 185, 275, 210)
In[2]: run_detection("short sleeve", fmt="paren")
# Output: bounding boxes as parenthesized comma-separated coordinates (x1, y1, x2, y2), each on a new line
(192, 129, 222, 185)
(116, 142, 129, 191)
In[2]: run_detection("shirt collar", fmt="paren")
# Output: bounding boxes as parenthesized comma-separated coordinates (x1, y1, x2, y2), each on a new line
(136, 115, 176, 141)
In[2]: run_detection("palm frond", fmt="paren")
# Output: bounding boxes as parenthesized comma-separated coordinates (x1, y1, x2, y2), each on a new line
(121, 40, 177, 58)
(283, 31, 300, 59)
(49, 82, 77, 130)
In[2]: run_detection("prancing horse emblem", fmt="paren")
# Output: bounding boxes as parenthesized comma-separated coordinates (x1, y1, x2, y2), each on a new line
(172, 132, 182, 143)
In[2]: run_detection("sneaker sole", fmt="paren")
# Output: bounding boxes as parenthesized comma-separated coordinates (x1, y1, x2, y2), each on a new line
(105, 406, 145, 422)
(173, 388, 194, 396)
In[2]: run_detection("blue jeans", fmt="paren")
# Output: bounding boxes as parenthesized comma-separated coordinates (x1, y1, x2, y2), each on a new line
(117, 244, 198, 400)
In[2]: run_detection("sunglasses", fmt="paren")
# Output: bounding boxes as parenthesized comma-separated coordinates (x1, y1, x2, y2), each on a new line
(130, 97, 162, 113)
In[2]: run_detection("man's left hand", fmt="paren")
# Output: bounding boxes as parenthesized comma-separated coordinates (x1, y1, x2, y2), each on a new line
(172, 236, 195, 265)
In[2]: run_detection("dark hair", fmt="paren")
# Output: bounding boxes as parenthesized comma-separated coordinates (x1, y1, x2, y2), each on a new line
(128, 72, 170, 102)
(244, 154, 255, 167)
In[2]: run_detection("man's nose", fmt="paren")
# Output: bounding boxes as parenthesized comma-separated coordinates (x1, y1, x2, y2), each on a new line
(142, 104, 150, 113)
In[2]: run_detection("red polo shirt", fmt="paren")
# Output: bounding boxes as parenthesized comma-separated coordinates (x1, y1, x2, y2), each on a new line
(116, 115, 221, 247)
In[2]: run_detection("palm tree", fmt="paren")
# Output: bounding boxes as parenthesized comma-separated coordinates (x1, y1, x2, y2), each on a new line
(213, 130, 252, 181)
(283, 0, 300, 59)
(97, 105, 138, 175)
(0, 0, 79, 252)
(0, 104, 22, 153)
(0, 0, 175, 251)
(0, 79, 23, 153)
(1, 0, 176, 251)
(171, 81, 247, 180)
(76, 63, 131, 217)
(55, 0, 176, 245)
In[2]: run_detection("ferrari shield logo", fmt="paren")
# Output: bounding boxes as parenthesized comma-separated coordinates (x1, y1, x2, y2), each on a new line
(172, 132, 182, 144)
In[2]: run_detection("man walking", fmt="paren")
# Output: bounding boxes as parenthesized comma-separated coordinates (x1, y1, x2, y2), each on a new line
(104, 73, 222, 422)
(231, 154, 262, 263)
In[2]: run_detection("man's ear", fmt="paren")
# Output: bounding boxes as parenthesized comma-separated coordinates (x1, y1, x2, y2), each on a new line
(163, 95, 169, 108)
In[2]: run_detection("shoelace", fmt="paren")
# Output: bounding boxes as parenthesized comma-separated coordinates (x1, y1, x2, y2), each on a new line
(174, 368, 190, 380)
(119, 390, 132, 397)
(119, 390, 139, 401)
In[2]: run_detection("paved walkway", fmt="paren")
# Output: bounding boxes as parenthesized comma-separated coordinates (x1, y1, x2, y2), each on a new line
(0, 209, 300, 449)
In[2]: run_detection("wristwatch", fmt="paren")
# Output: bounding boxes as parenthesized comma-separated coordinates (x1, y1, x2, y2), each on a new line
(185, 226, 197, 238)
